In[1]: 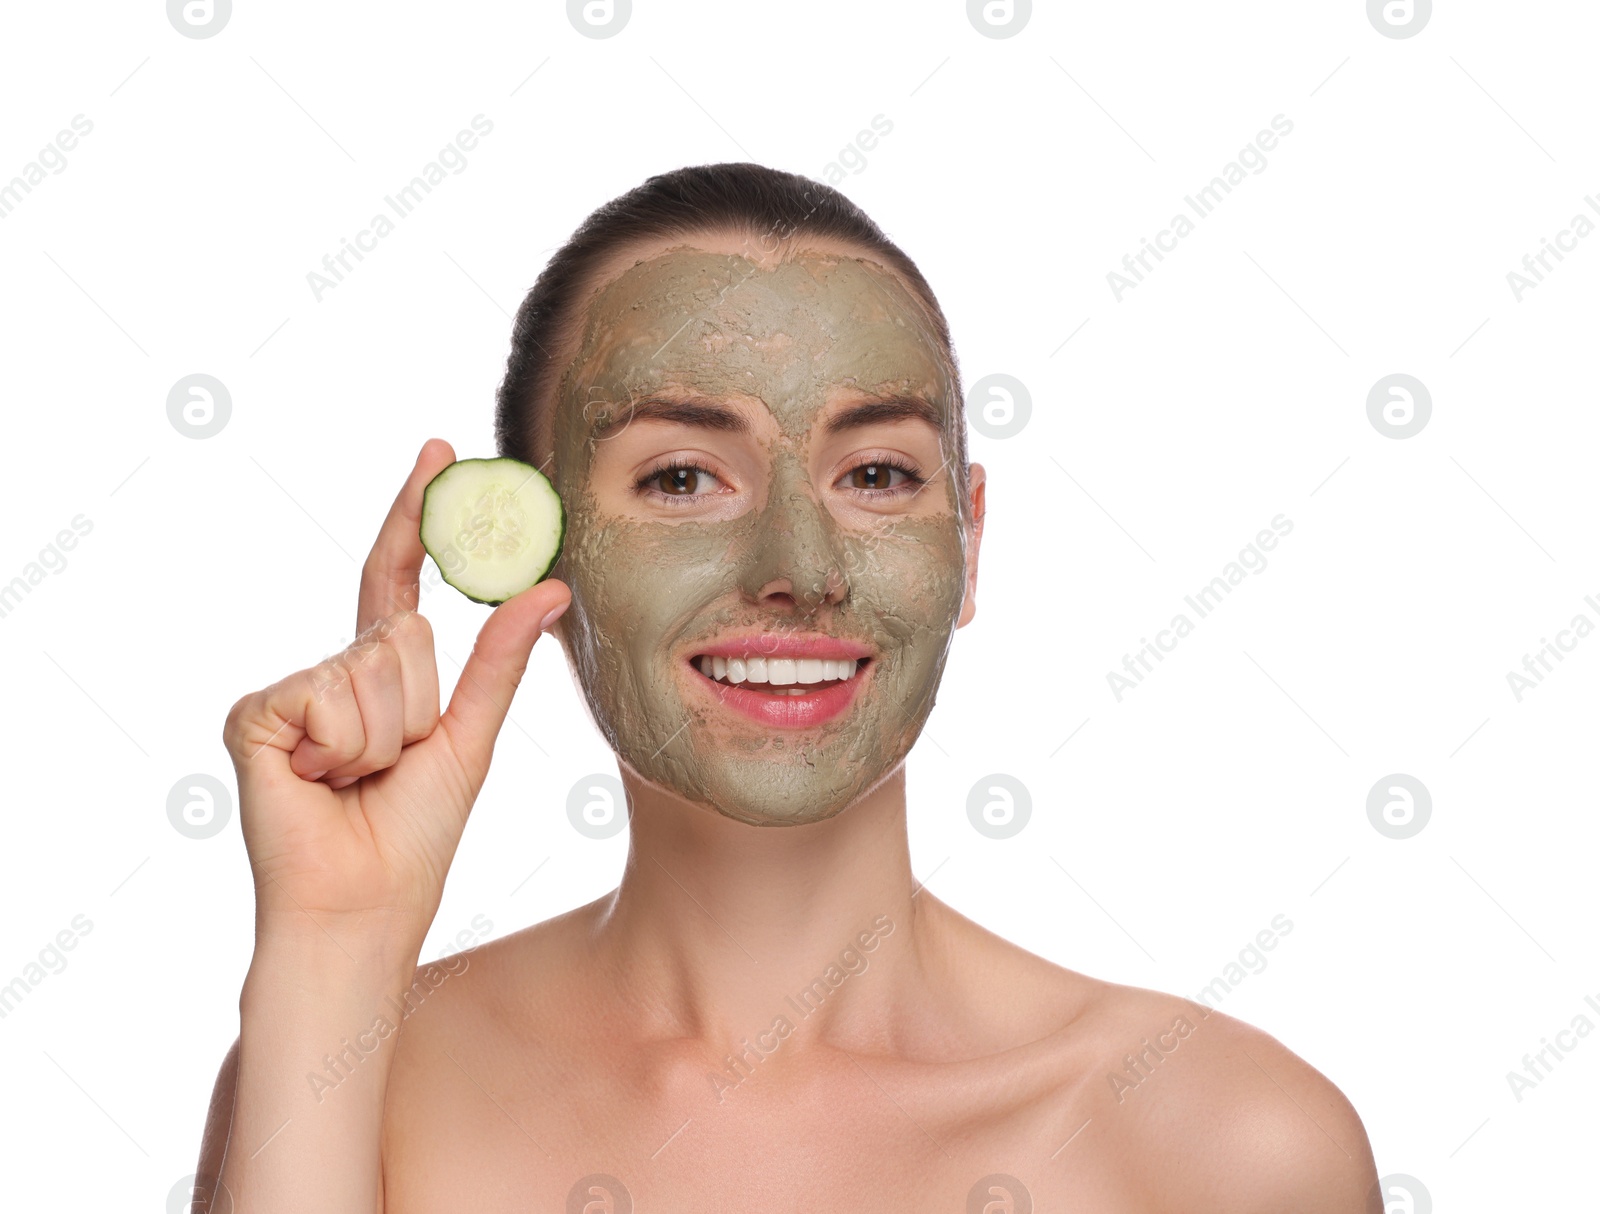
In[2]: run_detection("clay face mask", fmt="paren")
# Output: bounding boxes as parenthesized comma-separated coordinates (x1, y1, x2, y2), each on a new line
(547, 245, 971, 826)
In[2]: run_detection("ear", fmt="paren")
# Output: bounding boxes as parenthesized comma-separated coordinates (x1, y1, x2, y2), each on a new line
(956, 462, 986, 629)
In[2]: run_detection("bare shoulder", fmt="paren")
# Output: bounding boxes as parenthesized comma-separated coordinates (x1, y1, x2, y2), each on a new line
(1073, 981, 1380, 1214)
(905, 901, 1377, 1210)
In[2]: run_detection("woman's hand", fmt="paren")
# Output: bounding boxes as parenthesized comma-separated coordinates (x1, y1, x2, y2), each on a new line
(221, 438, 570, 962)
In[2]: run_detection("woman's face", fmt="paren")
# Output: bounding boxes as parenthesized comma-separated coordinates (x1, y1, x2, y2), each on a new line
(546, 237, 982, 826)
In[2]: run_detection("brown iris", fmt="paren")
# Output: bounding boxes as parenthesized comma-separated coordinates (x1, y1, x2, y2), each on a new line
(654, 466, 700, 495)
(850, 463, 895, 490)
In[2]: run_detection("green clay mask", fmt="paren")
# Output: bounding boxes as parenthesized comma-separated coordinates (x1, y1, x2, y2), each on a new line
(548, 246, 971, 826)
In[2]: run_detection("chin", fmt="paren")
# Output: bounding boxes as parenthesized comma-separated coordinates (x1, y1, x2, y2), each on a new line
(618, 744, 908, 829)
(709, 797, 854, 829)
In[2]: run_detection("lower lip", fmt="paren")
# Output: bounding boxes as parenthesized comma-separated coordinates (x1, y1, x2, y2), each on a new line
(686, 659, 871, 729)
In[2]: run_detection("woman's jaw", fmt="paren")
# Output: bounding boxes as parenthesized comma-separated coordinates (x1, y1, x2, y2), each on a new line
(544, 241, 977, 827)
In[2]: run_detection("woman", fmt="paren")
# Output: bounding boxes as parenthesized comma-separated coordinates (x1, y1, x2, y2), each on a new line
(204, 163, 1380, 1211)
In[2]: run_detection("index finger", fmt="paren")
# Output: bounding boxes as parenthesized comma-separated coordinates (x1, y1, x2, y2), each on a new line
(357, 437, 458, 634)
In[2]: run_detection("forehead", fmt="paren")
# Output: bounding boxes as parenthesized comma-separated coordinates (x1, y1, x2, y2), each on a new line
(557, 240, 952, 436)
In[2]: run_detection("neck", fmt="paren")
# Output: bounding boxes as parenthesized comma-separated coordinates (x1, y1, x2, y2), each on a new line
(591, 762, 933, 1050)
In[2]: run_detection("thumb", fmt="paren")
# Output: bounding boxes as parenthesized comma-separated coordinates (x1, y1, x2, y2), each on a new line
(439, 579, 571, 787)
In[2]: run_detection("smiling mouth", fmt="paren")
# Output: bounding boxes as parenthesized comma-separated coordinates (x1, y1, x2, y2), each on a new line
(690, 654, 872, 696)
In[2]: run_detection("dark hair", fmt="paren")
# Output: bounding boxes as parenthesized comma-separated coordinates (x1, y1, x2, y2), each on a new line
(492, 161, 966, 486)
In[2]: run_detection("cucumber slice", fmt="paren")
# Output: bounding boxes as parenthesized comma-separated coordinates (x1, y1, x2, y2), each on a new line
(419, 457, 565, 605)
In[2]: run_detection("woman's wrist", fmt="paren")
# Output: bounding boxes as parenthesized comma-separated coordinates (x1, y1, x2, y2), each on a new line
(243, 933, 427, 1012)
(248, 909, 429, 983)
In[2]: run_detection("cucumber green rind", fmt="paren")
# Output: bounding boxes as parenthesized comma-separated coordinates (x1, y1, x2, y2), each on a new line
(418, 456, 566, 607)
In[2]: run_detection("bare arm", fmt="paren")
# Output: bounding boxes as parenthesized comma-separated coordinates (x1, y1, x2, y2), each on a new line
(204, 438, 569, 1212)
(215, 943, 421, 1212)
(192, 1037, 238, 1211)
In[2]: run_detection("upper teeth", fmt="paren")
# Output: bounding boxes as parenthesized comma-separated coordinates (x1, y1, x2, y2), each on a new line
(697, 655, 860, 684)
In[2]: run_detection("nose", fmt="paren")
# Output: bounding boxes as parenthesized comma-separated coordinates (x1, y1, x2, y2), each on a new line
(739, 473, 849, 614)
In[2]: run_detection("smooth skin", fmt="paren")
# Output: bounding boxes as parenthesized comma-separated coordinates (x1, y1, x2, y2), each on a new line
(203, 233, 1381, 1213)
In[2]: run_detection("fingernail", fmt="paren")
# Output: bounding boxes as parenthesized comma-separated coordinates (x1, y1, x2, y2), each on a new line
(539, 600, 570, 632)
(307, 770, 328, 782)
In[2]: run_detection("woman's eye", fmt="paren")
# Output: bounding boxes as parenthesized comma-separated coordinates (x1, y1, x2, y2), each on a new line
(635, 463, 723, 501)
(840, 459, 926, 497)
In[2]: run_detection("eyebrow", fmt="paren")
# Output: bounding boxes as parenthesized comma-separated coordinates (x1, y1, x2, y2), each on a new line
(591, 393, 945, 438)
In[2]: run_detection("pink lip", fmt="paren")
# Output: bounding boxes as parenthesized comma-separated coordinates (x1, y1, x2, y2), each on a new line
(684, 649, 874, 730)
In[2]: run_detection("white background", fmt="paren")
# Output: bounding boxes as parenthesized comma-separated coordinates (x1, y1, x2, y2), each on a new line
(1, 1, 1594, 1209)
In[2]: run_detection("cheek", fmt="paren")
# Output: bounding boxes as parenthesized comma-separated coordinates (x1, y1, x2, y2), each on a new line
(844, 524, 967, 632)
(559, 516, 648, 698)
(564, 516, 738, 675)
